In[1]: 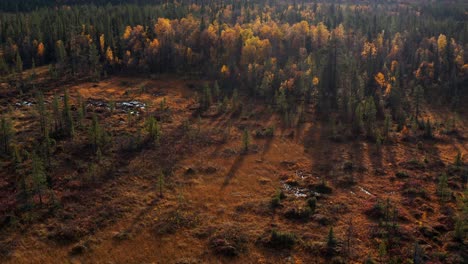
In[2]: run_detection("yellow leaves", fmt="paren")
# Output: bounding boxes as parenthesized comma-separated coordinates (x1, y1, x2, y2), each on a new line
(220, 65, 229, 75)
(333, 24, 345, 41)
(106, 47, 114, 63)
(376, 32, 384, 50)
(149, 39, 159, 51)
(312, 22, 330, 47)
(99, 34, 105, 52)
(401, 125, 410, 138)
(123, 26, 132, 40)
(37, 42, 45, 58)
(462, 64, 468, 73)
(385, 83, 392, 97)
(362, 41, 377, 58)
(154, 18, 174, 39)
(374, 72, 386, 88)
(391, 60, 399, 73)
(280, 78, 295, 91)
(375, 72, 393, 96)
(242, 36, 272, 65)
(437, 34, 447, 53)
(415, 61, 434, 81)
(312, 77, 319, 86)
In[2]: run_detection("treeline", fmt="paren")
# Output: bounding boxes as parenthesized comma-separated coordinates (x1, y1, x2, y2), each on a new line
(0, 0, 171, 12)
(0, 1, 467, 129)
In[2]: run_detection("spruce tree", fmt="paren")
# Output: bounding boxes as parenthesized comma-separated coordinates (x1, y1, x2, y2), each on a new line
(31, 153, 47, 205)
(62, 89, 74, 138)
(146, 116, 161, 143)
(0, 116, 14, 156)
(414, 85, 424, 119)
(242, 128, 250, 153)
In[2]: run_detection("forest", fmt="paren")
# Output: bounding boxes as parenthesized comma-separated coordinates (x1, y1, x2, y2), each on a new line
(0, 0, 467, 263)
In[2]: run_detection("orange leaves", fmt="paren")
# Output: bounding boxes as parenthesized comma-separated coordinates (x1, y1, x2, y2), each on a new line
(312, 77, 319, 86)
(311, 22, 330, 48)
(374, 72, 393, 96)
(220, 65, 230, 76)
(375, 72, 386, 88)
(99, 34, 105, 53)
(241, 36, 271, 65)
(333, 24, 345, 41)
(280, 78, 295, 91)
(415, 61, 434, 81)
(391, 60, 399, 73)
(437, 34, 447, 54)
(123, 26, 132, 40)
(400, 125, 410, 139)
(37, 42, 45, 58)
(150, 39, 160, 48)
(154, 18, 174, 39)
(105, 47, 114, 63)
(361, 41, 377, 58)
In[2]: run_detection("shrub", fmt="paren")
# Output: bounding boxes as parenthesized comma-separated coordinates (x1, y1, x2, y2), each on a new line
(209, 227, 247, 257)
(270, 189, 285, 208)
(454, 152, 463, 167)
(284, 206, 312, 220)
(307, 197, 317, 213)
(343, 161, 354, 171)
(269, 230, 296, 249)
(314, 180, 332, 194)
(395, 171, 409, 178)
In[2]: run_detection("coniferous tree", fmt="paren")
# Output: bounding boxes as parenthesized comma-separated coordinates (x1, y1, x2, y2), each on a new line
(414, 85, 424, 119)
(62, 89, 74, 138)
(146, 116, 161, 143)
(242, 128, 250, 153)
(35, 91, 49, 139)
(0, 116, 14, 156)
(157, 170, 164, 197)
(326, 227, 337, 255)
(51, 93, 62, 133)
(31, 152, 47, 205)
(88, 114, 108, 153)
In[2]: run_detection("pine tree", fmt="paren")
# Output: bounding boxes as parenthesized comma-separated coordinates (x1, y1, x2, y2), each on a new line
(157, 170, 164, 197)
(51, 93, 62, 133)
(15, 51, 23, 75)
(0, 116, 14, 156)
(89, 43, 101, 81)
(76, 94, 85, 127)
(424, 119, 433, 139)
(383, 114, 391, 139)
(413, 243, 423, 264)
(437, 173, 450, 202)
(364, 96, 377, 138)
(146, 116, 161, 143)
(242, 128, 250, 153)
(213, 81, 220, 101)
(0, 55, 8, 75)
(200, 84, 212, 110)
(62, 89, 74, 138)
(378, 241, 387, 263)
(88, 114, 108, 152)
(35, 91, 49, 139)
(454, 151, 463, 167)
(31, 153, 47, 205)
(414, 85, 424, 119)
(326, 227, 337, 255)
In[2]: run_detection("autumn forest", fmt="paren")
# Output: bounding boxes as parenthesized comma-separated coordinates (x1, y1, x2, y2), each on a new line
(0, 0, 467, 263)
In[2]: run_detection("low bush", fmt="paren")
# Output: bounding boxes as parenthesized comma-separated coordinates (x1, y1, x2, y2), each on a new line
(268, 230, 296, 249)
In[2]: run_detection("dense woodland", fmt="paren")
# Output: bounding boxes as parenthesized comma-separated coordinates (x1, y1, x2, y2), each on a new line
(0, 0, 467, 263)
